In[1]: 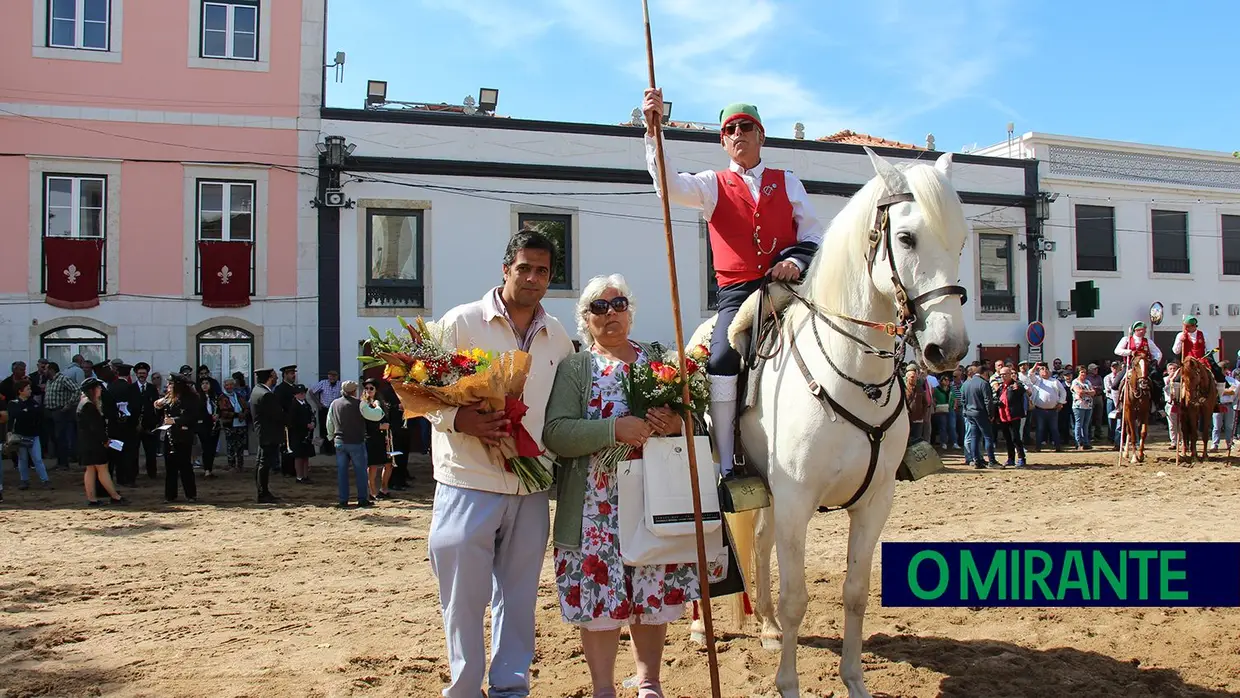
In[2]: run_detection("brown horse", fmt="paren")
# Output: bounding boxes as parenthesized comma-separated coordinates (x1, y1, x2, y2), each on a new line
(1119, 353, 1151, 463)
(1176, 356, 1218, 464)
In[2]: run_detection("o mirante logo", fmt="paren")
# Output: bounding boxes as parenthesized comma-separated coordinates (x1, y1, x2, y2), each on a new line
(880, 542, 1240, 607)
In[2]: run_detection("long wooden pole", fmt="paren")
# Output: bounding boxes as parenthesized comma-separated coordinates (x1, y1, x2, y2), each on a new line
(641, 2, 722, 696)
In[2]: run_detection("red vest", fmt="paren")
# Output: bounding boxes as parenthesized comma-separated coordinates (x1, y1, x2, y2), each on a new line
(1181, 330, 1206, 359)
(1128, 335, 1147, 351)
(708, 168, 798, 287)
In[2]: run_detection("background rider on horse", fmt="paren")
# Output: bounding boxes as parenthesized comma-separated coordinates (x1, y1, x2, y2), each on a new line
(641, 88, 824, 477)
(1173, 315, 1225, 383)
(1114, 320, 1162, 374)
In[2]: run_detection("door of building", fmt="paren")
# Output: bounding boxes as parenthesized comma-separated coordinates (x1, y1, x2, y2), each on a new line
(978, 344, 1020, 366)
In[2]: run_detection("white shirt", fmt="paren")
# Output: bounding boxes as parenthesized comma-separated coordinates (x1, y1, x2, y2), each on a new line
(1172, 329, 1206, 357)
(1115, 334, 1162, 363)
(1023, 374, 1065, 409)
(925, 374, 940, 389)
(1220, 376, 1238, 405)
(643, 134, 825, 265)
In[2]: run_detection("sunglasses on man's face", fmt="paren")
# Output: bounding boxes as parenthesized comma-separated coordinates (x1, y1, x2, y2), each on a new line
(588, 297, 630, 315)
(722, 121, 757, 136)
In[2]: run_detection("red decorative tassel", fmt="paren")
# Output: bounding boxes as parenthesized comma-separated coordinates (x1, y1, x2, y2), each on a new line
(743, 592, 753, 615)
(692, 601, 699, 620)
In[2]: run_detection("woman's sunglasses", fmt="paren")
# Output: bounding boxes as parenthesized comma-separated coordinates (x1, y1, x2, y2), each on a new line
(588, 296, 630, 315)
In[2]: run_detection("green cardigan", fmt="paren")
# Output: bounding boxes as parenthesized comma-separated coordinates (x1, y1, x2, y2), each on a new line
(542, 342, 707, 551)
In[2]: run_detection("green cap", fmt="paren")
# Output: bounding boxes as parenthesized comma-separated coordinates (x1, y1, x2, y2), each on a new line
(1131, 321, 1145, 332)
(1184, 315, 1198, 326)
(719, 103, 763, 131)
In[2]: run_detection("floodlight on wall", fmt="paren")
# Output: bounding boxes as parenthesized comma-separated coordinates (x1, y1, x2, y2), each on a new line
(366, 80, 387, 107)
(478, 88, 499, 113)
(662, 101, 672, 125)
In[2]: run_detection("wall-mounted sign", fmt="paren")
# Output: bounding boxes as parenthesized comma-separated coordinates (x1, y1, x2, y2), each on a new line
(1168, 303, 1239, 317)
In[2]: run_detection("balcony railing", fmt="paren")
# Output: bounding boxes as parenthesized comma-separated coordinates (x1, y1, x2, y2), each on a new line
(1224, 259, 1240, 276)
(1076, 255, 1117, 272)
(365, 283, 424, 308)
(1152, 257, 1190, 274)
(981, 292, 1015, 314)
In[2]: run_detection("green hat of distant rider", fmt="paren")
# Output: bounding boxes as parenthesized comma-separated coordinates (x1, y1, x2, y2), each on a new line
(1183, 315, 1198, 326)
(1131, 321, 1145, 332)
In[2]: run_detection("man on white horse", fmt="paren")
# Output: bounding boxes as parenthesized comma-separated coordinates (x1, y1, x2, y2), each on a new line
(641, 88, 824, 477)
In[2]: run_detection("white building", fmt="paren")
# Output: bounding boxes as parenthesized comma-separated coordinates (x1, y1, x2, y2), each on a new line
(974, 133, 1240, 367)
(316, 104, 1037, 377)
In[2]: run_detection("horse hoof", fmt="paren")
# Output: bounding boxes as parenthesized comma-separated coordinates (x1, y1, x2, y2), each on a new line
(761, 633, 782, 651)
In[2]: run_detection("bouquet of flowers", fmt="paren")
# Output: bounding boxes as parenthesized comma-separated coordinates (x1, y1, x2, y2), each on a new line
(359, 316, 555, 493)
(595, 342, 712, 470)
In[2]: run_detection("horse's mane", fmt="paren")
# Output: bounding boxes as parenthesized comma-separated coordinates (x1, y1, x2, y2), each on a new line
(803, 159, 968, 315)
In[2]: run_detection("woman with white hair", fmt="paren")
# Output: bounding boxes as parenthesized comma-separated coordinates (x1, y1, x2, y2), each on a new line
(543, 274, 702, 698)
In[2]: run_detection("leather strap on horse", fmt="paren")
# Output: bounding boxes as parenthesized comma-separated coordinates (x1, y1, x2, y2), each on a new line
(789, 332, 908, 513)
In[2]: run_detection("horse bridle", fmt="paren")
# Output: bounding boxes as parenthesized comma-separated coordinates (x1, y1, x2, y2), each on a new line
(864, 192, 969, 342)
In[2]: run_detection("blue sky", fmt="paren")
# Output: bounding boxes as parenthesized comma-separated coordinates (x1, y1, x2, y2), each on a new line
(324, 0, 1238, 154)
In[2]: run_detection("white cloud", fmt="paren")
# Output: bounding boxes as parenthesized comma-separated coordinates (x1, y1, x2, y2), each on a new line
(425, 0, 1025, 143)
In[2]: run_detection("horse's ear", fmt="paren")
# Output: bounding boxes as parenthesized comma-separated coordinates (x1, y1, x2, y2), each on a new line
(934, 152, 953, 179)
(864, 146, 906, 195)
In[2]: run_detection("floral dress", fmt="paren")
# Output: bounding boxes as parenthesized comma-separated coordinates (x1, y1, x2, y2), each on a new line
(554, 344, 718, 631)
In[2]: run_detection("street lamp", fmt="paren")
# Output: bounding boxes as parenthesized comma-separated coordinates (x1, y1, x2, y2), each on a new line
(318, 135, 356, 168)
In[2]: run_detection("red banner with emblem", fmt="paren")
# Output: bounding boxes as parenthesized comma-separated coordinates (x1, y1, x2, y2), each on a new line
(198, 241, 253, 308)
(44, 237, 104, 309)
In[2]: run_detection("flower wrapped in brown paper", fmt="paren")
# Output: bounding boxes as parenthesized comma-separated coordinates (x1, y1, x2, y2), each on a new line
(389, 350, 553, 493)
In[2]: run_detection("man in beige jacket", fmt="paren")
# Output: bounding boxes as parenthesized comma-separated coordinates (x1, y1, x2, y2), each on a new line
(426, 229, 575, 698)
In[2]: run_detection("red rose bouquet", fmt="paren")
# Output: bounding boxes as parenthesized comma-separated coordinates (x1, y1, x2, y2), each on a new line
(359, 316, 554, 493)
(595, 342, 711, 470)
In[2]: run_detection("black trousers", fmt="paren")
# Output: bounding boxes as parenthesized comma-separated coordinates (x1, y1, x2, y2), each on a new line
(255, 443, 280, 496)
(280, 446, 296, 476)
(198, 426, 219, 472)
(709, 278, 764, 376)
(996, 419, 1026, 462)
(165, 443, 197, 500)
(140, 432, 160, 478)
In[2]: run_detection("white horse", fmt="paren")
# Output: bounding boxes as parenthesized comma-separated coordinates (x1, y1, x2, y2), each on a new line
(688, 147, 971, 697)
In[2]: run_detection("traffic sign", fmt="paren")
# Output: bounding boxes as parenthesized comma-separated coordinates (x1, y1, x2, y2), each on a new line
(1026, 321, 1045, 347)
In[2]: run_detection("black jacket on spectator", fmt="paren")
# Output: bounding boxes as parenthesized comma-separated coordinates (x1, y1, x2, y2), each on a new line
(105, 380, 140, 440)
(77, 399, 109, 465)
(132, 380, 161, 432)
(995, 380, 1028, 422)
(6, 397, 43, 438)
(254, 388, 285, 447)
(161, 394, 200, 451)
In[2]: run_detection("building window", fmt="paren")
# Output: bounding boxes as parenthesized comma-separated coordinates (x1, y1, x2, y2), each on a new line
(701, 217, 718, 310)
(41, 326, 107, 368)
(1151, 209, 1189, 274)
(200, 0, 258, 60)
(977, 233, 1015, 314)
(196, 327, 253, 383)
(47, 0, 110, 50)
(365, 210, 424, 308)
(1223, 215, 1240, 276)
(517, 213, 572, 290)
(1074, 204, 1116, 272)
(42, 174, 106, 294)
(195, 180, 256, 294)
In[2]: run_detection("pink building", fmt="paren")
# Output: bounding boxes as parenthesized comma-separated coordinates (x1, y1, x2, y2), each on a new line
(0, 0, 326, 384)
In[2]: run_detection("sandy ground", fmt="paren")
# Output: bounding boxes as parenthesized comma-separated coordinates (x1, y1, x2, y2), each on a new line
(3, 432, 1240, 698)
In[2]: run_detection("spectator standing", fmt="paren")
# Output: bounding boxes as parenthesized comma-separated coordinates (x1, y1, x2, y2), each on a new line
(1212, 363, 1237, 451)
(932, 377, 955, 450)
(7, 380, 51, 490)
(994, 366, 1028, 467)
(77, 377, 125, 506)
(1071, 367, 1096, 450)
(1103, 361, 1125, 448)
(309, 370, 341, 456)
(961, 366, 996, 469)
(42, 362, 80, 469)
(1024, 365, 1065, 452)
(327, 380, 371, 508)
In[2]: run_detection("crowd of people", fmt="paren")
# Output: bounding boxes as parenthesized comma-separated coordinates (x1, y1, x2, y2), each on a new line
(0, 359, 433, 506)
(902, 319, 1240, 468)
